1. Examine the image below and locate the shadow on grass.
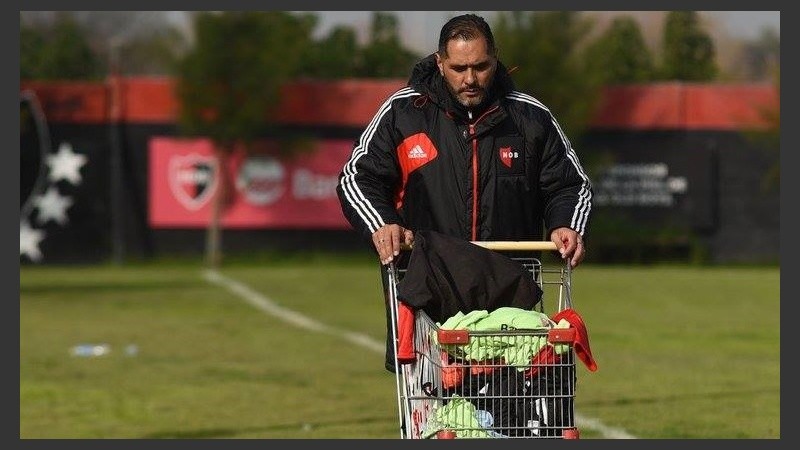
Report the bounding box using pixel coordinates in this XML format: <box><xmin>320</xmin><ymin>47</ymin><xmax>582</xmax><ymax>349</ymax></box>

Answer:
<box><xmin>140</xmin><ymin>415</ymin><xmax>398</xmax><ymax>439</ymax></box>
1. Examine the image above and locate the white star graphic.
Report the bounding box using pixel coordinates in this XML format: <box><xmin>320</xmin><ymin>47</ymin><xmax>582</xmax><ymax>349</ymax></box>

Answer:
<box><xmin>47</xmin><ymin>142</ymin><xmax>87</xmax><ymax>185</ymax></box>
<box><xmin>34</xmin><ymin>186</ymin><xmax>73</xmax><ymax>226</ymax></box>
<box><xmin>20</xmin><ymin>221</ymin><xmax>46</xmax><ymax>262</ymax></box>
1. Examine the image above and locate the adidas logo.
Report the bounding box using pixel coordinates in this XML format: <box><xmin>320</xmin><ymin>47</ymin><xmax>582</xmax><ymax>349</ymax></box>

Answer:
<box><xmin>408</xmin><ymin>145</ymin><xmax>428</xmax><ymax>159</ymax></box>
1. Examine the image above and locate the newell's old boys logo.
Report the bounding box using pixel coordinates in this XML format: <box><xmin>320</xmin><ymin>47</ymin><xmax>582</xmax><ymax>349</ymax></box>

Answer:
<box><xmin>499</xmin><ymin>146</ymin><xmax>519</xmax><ymax>168</ymax></box>
<box><xmin>169</xmin><ymin>153</ymin><xmax>218</xmax><ymax>210</ymax></box>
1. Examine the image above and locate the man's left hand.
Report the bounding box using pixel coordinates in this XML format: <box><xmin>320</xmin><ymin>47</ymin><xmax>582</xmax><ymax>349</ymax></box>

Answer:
<box><xmin>550</xmin><ymin>227</ymin><xmax>585</xmax><ymax>268</ymax></box>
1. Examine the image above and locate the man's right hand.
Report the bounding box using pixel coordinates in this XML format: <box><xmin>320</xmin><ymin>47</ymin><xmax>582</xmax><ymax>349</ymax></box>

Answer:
<box><xmin>372</xmin><ymin>224</ymin><xmax>414</xmax><ymax>265</ymax></box>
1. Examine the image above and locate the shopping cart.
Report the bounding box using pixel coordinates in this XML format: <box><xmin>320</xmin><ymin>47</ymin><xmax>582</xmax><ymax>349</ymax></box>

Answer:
<box><xmin>387</xmin><ymin>241</ymin><xmax>583</xmax><ymax>439</ymax></box>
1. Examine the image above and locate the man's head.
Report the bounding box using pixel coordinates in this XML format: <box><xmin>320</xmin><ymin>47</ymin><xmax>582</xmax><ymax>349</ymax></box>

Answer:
<box><xmin>435</xmin><ymin>14</ymin><xmax>498</xmax><ymax>109</ymax></box>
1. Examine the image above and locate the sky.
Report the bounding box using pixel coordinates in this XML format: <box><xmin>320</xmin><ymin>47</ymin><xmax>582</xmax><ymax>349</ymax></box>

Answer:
<box><xmin>307</xmin><ymin>11</ymin><xmax>780</xmax><ymax>54</ymax></box>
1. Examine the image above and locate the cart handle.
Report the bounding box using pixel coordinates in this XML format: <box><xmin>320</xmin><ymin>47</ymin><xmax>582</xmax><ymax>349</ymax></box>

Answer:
<box><xmin>471</xmin><ymin>241</ymin><xmax>558</xmax><ymax>251</ymax></box>
<box><xmin>400</xmin><ymin>241</ymin><xmax>558</xmax><ymax>251</ymax></box>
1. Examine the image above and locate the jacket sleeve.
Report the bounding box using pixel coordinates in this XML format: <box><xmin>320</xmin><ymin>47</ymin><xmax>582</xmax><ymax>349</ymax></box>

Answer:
<box><xmin>336</xmin><ymin>92</ymin><xmax>406</xmax><ymax>241</ymax></box>
<box><xmin>537</xmin><ymin>111</ymin><xmax>593</xmax><ymax>238</ymax></box>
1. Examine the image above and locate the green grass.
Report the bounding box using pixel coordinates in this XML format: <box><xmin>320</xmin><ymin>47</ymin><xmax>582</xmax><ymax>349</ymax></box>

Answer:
<box><xmin>571</xmin><ymin>266</ymin><xmax>780</xmax><ymax>438</ymax></box>
<box><xmin>20</xmin><ymin>259</ymin><xmax>779</xmax><ymax>438</ymax></box>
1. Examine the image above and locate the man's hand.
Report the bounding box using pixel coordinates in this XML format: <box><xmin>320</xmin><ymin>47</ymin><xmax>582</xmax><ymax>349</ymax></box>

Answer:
<box><xmin>550</xmin><ymin>227</ymin><xmax>586</xmax><ymax>268</ymax></box>
<box><xmin>372</xmin><ymin>224</ymin><xmax>414</xmax><ymax>265</ymax></box>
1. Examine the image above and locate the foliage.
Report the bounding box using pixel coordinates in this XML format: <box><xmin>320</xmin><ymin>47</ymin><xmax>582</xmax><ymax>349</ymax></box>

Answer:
<box><xmin>111</xmin><ymin>27</ymin><xmax>188</xmax><ymax>76</ymax></box>
<box><xmin>738</xmin><ymin>27</ymin><xmax>780</xmax><ymax>81</ymax></box>
<box><xmin>20</xmin><ymin>12</ymin><xmax>102</xmax><ymax>80</ymax></box>
<box><xmin>176</xmin><ymin>11</ymin><xmax>316</xmax><ymax>149</ymax></box>
<box><xmin>20</xmin><ymin>20</ymin><xmax>46</xmax><ymax>80</ymax></box>
<box><xmin>300</xmin><ymin>25</ymin><xmax>360</xmax><ymax>79</ymax></box>
<box><xmin>20</xmin><ymin>11</ymin><xmax>777</xmax><ymax>84</ymax></box>
<box><xmin>744</xmin><ymin>64</ymin><xmax>780</xmax><ymax>193</ymax></box>
<box><xmin>356</xmin><ymin>12</ymin><xmax>420</xmax><ymax>78</ymax></box>
<box><xmin>760</xmin><ymin>88</ymin><xmax>780</xmax><ymax>193</ymax></box>
<box><xmin>660</xmin><ymin>11</ymin><xmax>718</xmax><ymax>81</ymax></box>
<box><xmin>68</xmin><ymin>11</ymin><xmax>189</xmax><ymax>76</ymax></box>
<box><xmin>492</xmin><ymin>11</ymin><xmax>605</xmax><ymax>142</ymax></box>
<box><xmin>291</xmin><ymin>12</ymin><xmax>421</xmax><ymax>80</ymax></box>
<box><xmin>20</xmin><ymin>11</ymin><xmax>186</xmax><ymax>78</ymax></box>
<box><xmin>585</xmin><ymin>16</ymin><xmax>656</xmax><ymax>84</ymax></box>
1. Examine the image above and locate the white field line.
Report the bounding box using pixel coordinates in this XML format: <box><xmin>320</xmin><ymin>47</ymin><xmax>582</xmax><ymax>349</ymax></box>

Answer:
<box><xmin>203</xmin><ymin>269</ymin><xmax>637</xmax><ymax>439</ymax></box>
<box><xmin>203</xmin><ymin>269</ymin><xmax>383</xmax><ymax>353</ymax></box>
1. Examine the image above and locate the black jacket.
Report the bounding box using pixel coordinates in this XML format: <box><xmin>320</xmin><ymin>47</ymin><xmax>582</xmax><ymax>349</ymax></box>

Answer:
<box><xmin>337</xmin><ymin>54</ymin><xmax>592</xmax><ymax>243</ymax></box>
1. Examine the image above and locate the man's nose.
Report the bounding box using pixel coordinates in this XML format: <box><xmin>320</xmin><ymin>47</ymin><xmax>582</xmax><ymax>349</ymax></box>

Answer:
<box><xmin>464</xmin><ymin>69</ymin><xmax>476</xmax><ymax>84</ymax></box>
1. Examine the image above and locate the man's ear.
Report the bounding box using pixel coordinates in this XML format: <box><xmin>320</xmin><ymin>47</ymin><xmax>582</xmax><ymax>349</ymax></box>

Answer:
<box><xmin>435</xmin><ymin>52</ymin><xmax>444</xmax><ymax>75</ymax></box>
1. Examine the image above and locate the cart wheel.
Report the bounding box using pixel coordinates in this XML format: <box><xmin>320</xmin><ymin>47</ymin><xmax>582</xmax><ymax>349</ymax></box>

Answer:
<box><xmin>563</xmin><ymin>428</ymin><xmax>580</xmax><ymax>439</ymax></box>
<box><xmin>436</xmin><ymin>430</ymin><xmax>456</xmax><ymax>439</ymax></box>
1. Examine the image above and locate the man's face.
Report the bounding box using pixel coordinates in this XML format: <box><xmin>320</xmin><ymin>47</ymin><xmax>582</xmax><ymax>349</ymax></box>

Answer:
<box><xmin>436</xmin><ymin>37</ymin><xmax>497</xmax><ymax>109</ymax></box>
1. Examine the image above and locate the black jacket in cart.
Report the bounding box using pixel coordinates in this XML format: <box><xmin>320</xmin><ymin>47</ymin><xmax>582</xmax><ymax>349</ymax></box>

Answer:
<box><xmin>337</xmin><ymin>53</ymin><xmax>593</xmax><ymax>243</ymax></box>
<box><xmin>397</xmin><ymin>230</ymin><xmax>541</xmax><ymax>323</ymax></box>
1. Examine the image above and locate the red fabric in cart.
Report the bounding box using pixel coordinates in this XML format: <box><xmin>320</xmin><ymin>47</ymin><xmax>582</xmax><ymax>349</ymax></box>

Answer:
<box><xmin>525</xmin><ymin>345</ymin><xmax>558</xmax><ymax>378</ymax></box>
<box><xmin>551</xmin><ymin>308</ymin><xmax>598</xmax><ymax>372</ymax></box>
<box><xmin>524</xmin><ymin>308</ymin><xmax>597</xmax><ymax>376</ymax></box>
<box><xmin>396</xmin><ymin>301</ymin><xmax>416</xmax><ymax>363</ymax></box>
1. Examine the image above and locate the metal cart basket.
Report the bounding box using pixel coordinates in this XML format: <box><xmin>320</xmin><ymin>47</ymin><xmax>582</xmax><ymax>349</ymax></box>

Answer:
<box><xmin>388</xmin><ymin>241</ymin><xmax>581</xmax><ymax>439</ymax></box>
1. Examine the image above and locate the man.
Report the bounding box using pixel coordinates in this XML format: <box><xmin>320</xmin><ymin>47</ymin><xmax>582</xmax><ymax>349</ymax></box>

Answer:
<box><xmin>336</xmin><ymin>14</ymin><xmax>592</xmax><ymax>371</ymax></box>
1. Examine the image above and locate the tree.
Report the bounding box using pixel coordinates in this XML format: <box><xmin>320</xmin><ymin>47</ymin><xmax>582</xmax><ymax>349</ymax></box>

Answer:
<box><xmin>20</xmin><ymin>12</ymin><xmax>102</xmax><ymax>80</ymax></box>
<box><xmin>492</xmin><ymin>11</ymin><xmax>605</xmax><ymax>141</ymax></box>
<box><xmin>20</xmin><ymin>17</ymin><xmax>47</xmax><ymax>80</ymax></box>
<box><xmin>21</xmin><ymin>11</ymin><xmax>187</xmax><ymax>78</ymax></box>
<box><xmin>108</xmin><ymin>28</ymin><xmax>188</xmax><ymax>76</ymax></box>
<box><xmin>737</xmin><ymin>27</ymin><xmax>780</xmax><ymax>81</ymax></box>
<box><xmin>59</xmin><ymin>11</ymin><xmax>188</xmax><ymax>76</ymax></box>
<box><xmin>175</xmin><ymin>11</ymin><xmax>316</xmax><ymax>267</ymax></box>
<box><xmin>660</xmin><ymin>11</ymin><xmax>718</xmax><ymax>81</ymax></box>
<box><xmin>300</xmin><ymin>25</ymin><xmax>360</xmax><ymax>79</ymax></box>
<box><xmin>750</xmin><ymin>64</ymin><xmax>779</xmax><ymax>193</ymax></box>
<box><xmin>586</xmin><ymin>16</ymin><xmax>656</xmax><ymax>84</ymax></box>
<box><xmin>357</xmin><ymin>12</ymin><xmax>419</xmax><ymax>78</ymax></box>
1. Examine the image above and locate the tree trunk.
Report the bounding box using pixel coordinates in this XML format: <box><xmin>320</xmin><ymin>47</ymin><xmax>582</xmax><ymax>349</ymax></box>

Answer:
<box><xmin>205</xmin><ymin>146</ymin><xmax>231</xmax><ymax>268</ymax></box>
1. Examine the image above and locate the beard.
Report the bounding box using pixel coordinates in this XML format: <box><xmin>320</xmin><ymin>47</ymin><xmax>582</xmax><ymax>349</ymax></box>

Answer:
<box><xmin>445</xmin><ymin>83</ymin><xmax>484</xmax><ymax>108</ymax></box>
<box><xmin>458</xmin><ymin>90</ymin><xmax>484</xmax><ymax>108</ymax></box>
<box><xmin>443</xmin><ymin>77</ymin><xmax>495</xmax><ymax>110</ymax></box>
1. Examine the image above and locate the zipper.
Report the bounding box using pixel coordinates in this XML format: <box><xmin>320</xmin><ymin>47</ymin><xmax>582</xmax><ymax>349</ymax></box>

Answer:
<box><xmin>467</xmin><ymin>106</ymin><xmax>499</xmax><ymax>241</ymax></box>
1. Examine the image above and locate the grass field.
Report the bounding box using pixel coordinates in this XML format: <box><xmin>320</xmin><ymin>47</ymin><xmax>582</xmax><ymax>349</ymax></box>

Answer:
<box><xmin>20</xmin><ymin>255</ymin><xmax>780</xmax><ymax>439</ymax></box>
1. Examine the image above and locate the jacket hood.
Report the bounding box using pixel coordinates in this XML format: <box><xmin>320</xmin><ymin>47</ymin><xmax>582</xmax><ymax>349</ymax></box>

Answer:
<box><xmin>407</xmin><ymin>53</ymin><xmax>516</xmax><ymax>119</ymax></box>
